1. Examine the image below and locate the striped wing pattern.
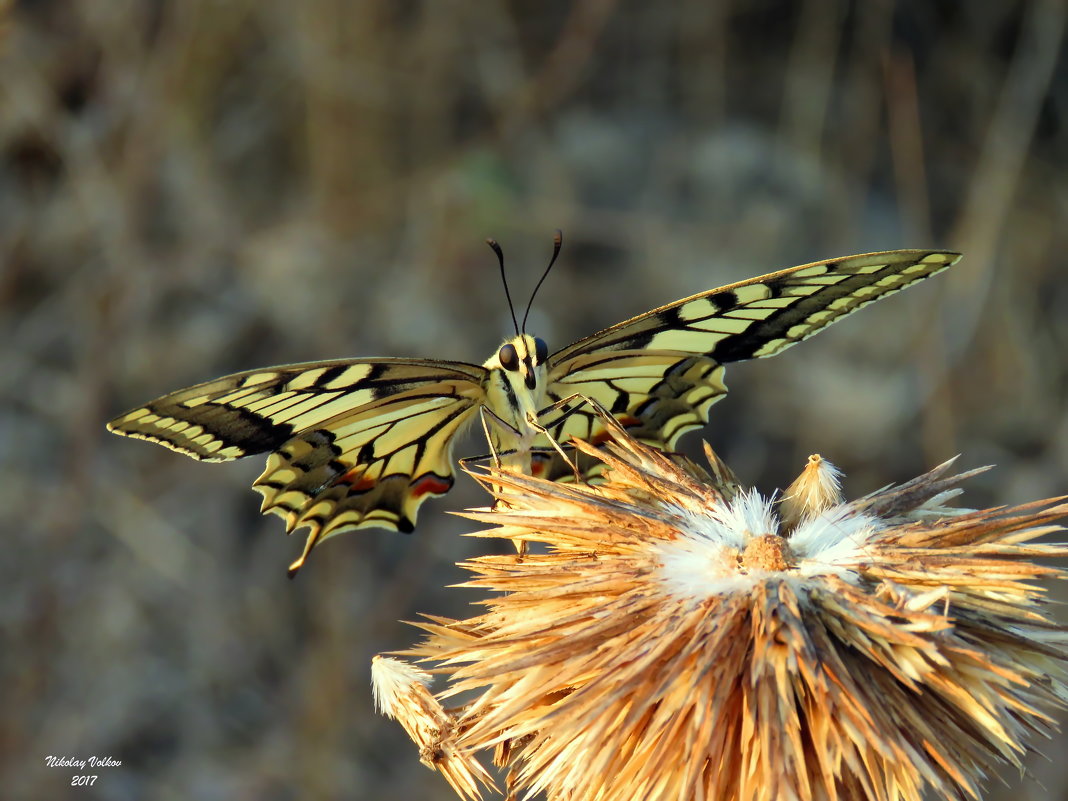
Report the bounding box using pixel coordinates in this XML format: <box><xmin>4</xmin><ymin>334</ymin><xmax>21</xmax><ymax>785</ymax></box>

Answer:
<box><xmin>545</xmin><ymin>351</ymin><xmax>726</xmax><ymax>449</ymax></box>
<box><xmin>254</xmin><ymin>384</ymin><xmax>482</xmax><ymax>574</ymax></box>
<box><xmin>108</xmin><ymin>358</ymin><xmax>487</xmax><ymax>574</ymax></box>
<box><xmin>108</xmin><ymin>248</ymin><xmax>958</xmax><ymax>573</ymax></box>
<box><xmin>543</xmin><ymin>250</ymin><xmax>959</xmax><ymax>452</ymax></box>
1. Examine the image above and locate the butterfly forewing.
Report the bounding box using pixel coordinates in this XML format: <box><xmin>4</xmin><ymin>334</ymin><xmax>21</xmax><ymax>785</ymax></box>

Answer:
<box><xmin>553</xmin><ymin>251</ymin><xmax>957</xmax><ymax>360</ymax></box>
<box><xmin>544</xmin><ymin>250</ymin><xmax>959</xmax><ymax>451</ymax></box>
<box><xmin>107</xmin><ymin>358</ymin><xmax>486</xmax><ymax>459</ymax></box>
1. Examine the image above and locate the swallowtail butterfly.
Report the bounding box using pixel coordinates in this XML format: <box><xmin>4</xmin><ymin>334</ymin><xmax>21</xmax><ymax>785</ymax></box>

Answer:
<box><xmin>108</xmin><ymin>241</ymin><xmax>959</xmax><ymax>574</ymax></box>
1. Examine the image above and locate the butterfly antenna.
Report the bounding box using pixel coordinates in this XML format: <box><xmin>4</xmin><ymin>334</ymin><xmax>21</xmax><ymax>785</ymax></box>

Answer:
<box><xmin>487</xmin><ymin>238</ymin><xmax>520</xmax><ymax>337</ymax></box>
<box><xmin>522</xmin><ymin>229</ymin><xmax>562</xmax><ymax>333</ymax></box>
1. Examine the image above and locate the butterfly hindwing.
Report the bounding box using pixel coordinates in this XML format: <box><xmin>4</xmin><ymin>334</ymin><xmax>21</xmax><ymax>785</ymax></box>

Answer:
<box><xmin>253</xmin><ymin>382</ymin><xmax>484</xmax><ymax>574</ymax></box>
<box><xmin>543</xmin><ymin>351</ymin><xmax>726</xmax><ymax>449</ymax></box>
<box><xmin>544</xmin><ymin>250</ymin><xmax>959</xmax><ymax>451</ymax></box>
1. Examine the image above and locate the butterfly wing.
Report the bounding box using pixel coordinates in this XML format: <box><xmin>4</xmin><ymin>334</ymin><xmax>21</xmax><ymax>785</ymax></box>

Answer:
<box><xmin>254</xmin><ymin>382</ymin><xmax>484</xmax><ymax>574</ymax></box>
<box><xmin>543</xmin><ymin>250</ymin><xmax>960</xmax><ymax>451</ymax></box>
<box><xmin>108</xmin><ymin>358</ymin><xmax>487</xmax><ymax>573</ymax></box>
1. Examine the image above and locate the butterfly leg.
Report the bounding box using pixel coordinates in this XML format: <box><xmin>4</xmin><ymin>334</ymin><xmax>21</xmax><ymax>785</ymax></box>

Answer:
<box><xmin>535</xmin><ymin>392</ymin><xmax>595</xmax><ymax>430</ymax></box>
<box><xmin>480</xmin><ymin>405</ymin><xmax>534</xmax><ymax>475</ymax></box>
<box><xmin>541</xmin><ymin>393</ymin><xmax>634</xmax><ymax>440</ymax></box>
<box><xmin>536</xmin><ymin>392</ymin><xmax>648</xmax><ymax>480</ymax></box>
<box><xmin>560</xmin><ymin>393</ymin><xmax>617</xmax><ymax>429</ymax></box>
<box><xmin>478</xmin><ymin>406</ymin><xmax>506</xmax><ymax>469</ymax></box>
<box><xmin>523</xmin><ymin>415</ymin><xmax>581</xmax><ymax>483</ymax></box>
<box><xmin>533</xmin><ymin>392</ymin><xmax>614</xmax><ymax>482</ymax></box>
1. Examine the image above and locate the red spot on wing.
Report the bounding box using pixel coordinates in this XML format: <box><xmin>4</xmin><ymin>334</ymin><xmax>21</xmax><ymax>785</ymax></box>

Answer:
<box><xmin>531</xmin><ymin>453</ymin><xmax>551</xmax><ymax>477</ymax></box>
<box><xmin>590</xmin><ymin>415</ymin><xmax>640</xmax><ymax>445</ymax></box>
<box><xmin>410</xmin><ymin>473</ymin><xmax>454</xmax><ymax>498</ymax></box>
<box><xmin>341</xmin><ymin>468</ymin><xmax>376</xmax><ymax>492</ymax></box>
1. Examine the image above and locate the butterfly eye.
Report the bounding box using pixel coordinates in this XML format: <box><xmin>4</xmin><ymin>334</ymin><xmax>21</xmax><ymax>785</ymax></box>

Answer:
<box><xmin>499</xmin><ymin>343</ymin><xmax>520</xmax><ymax>371</ymax></box>
<box><xmin>534</xmin><ymin>337</ymin><xmax>548</xmax><ymax>365</ymax></box>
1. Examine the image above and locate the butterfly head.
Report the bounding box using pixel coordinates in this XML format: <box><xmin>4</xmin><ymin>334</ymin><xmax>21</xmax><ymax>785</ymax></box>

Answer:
<box><xmin>492</xmin><ymin>334</ymin><xmax>550</xmax><ymax>391</ymax></box>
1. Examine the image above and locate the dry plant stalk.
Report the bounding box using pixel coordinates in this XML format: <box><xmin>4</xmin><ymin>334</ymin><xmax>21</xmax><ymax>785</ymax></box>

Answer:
<box><xmin>371</xmin><ymin>656</ymin><xmax>495</xmax><ymax>799</ymax></box>
<box><xmin>375</xmin><ymin>422</ymin><xmax>1068</xmax><ymax>801</ymax></box>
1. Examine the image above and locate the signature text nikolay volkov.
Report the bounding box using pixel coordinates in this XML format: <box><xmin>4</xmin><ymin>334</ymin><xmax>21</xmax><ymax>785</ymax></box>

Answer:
<box><xmin>46</xmin><ymin>755</ymin><xmax>122</xmax><ymax>787</ymax></box>
<box><xmin>46</xmin><ymin>755</ymin><xmax>122</xmax><ymax>770</ymax></box>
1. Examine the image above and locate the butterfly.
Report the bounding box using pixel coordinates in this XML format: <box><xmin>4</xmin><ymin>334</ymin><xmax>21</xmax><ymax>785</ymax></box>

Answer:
<box><xmin>107</xmin><ymin>238</ymin><xmax>959</xmax><ymax>575</ymax></box>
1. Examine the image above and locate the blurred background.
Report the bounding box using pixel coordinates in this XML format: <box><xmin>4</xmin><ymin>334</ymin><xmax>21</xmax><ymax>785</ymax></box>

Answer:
<box><xmin>3</xmin><ymin>1</ymin><xmax>1067</xmax><ymax>799</ymax></box>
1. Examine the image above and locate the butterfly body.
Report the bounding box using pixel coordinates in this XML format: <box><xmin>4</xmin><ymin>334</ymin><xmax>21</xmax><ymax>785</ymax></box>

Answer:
<box><xmin>108</xmin><ymin>248</ymin><xmax>960</xmax><ymax>575</ymax></box>
<box><xmin>480</xmin><ymin>333</ymin><xmax>553</xmax><ymax>466</ymax></box>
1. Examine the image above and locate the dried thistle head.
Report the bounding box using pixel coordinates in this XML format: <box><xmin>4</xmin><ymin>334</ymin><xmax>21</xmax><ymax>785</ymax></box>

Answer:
<box><xmin>382</xmin><ymin>426</ymin><xmax>1068</xmax><ymax>801</ymax></box>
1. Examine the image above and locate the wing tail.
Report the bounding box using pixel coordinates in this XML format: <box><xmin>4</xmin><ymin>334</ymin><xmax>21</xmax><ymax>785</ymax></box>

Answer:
<box><xmin>250</xmin><ymin>387</ymin><xmax>479</xmax><ymax>574</ymax></box>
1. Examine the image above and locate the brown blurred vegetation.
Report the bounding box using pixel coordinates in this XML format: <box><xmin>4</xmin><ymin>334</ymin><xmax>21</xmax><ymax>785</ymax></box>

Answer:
<box><xmin>2</xmin><ymin>1</ymin><xmax>1067</xmax><ymax>799</ymax></box>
